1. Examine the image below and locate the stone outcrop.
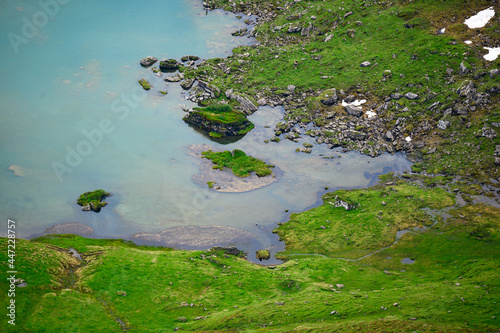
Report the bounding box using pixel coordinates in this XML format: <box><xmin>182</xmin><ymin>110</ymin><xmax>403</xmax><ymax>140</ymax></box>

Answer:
<box><xmin>140</xmin><ymin>56</ymin><xmax>158</xmax><ymax>67</ymax></box>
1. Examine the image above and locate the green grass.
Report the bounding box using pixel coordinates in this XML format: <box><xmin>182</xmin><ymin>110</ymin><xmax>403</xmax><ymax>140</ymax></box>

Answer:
<box><xmin>274</xmin><ymin>182</ymin><xmax>455</xmax><ymax>259</ymax></box>
<box><xmin>202</xmin><ymin>149</ymin><xmax>275</xmax><ymax>177</ymax></box>
<box><xmin>1</xmin><ymin>183</ymin><xmax>498</xmax><ymax>332</ymax></box>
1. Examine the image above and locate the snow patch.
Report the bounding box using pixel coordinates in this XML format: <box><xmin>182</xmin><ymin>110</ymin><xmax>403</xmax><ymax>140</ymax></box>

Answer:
<box><xmin>438</xmin><ymin>28</ymin><xmax>446</xmax><ymax>34</ymax></box>
<box><xmin>405</xmin><ymin>136</ymin><xmax>412</xmax><ymax>143</ymax></box>
<box><xmin>365</xmin><ymin>110</ymin><xmax>377</xmax><ymax>118</ymax></box>
<box><xmin>464</xmin><ymin>7</ymin><xmax>495</xmax><ymax>29</ymax></box>
<box><xmin>464</xmin><ymin>40</ymin><xmax>472</xmax><ymax>45</ymax></box>
<box><xmin>342</xmin><ymin>99</ymin><xmax>366</xmax><ymax>107</ymax></box>
<box><xmin>483</xmin><ymin>47</ymin><xmax>500</xmax><ymax>61</ymax></box>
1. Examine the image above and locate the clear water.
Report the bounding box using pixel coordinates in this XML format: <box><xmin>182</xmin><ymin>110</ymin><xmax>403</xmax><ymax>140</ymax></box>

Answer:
<box><xmin>0</xmin><ymin>0</ymin><xmax>411</xmax><ymax>260</ymax></box>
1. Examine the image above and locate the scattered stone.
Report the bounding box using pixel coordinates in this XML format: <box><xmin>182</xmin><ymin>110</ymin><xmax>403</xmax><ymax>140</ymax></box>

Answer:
<box><xmin>140</xmin><ymin>56</ymin><xmax>158</xmax><ymax>67</ymax></box>
<box><xmin>490</xmin><ymin>69</ymin><xmax>500</xmax><ymax>78</ymax></box>
<box><xmin>459</xmin><ymin>61</ymin><xmax>469</xmax><ymax>75</ymax></box>
<box><xmin>437</xmin><ymin>120</ymin><xmax>450</xmax><ymax>130</ymax></box>
<box><xmin>116</xmin><ymin>291</ymin><xmax>127</xmax><ymax>296</ymax></box>
<box><xmin>330</xmin><ymin>310</ymin><xmax>338</xmax><ymax>315</ymax></box>
<box><xmin>344</xmin><ymin>105</ymin><xmax>363</xmax><ymax>117</ymax></box>
<box><xmin>360</xmin><ymin>61</ymin><xmax>371</xmax><ymax>67</ymax></box>
<box><xmin>257</xmin><ymin>98</ymin><xmax>267</xmax><ymax>106</ymax></box>
<box><xmin>404</xmin><ymin>92</ymin><xmax>419</xmax><ymax>100</ymax></box>
<box><xmin>385</xmin><ymin>131</ymin><xmax>394</xmax><ymax>142</ymax></box>
<box><xmin>194</xmin><ymin>316</ymin><xmax>207</xmax><ymax>320</ymax></box>
<box><xmin>176</xmin><ymin>317</ymin><xmax>187</xmax><ymax>323</ymax></box>
<box><xmin>275</xmin><ymin>302</ymin><xmax>285</xmax><ymax>306</ymax></box>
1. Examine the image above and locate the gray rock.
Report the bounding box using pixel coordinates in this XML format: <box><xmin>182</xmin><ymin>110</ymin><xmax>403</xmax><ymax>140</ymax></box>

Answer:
<box><xmin>232</xmin><ymin>93</ymin><xmax>258</xmax><ymax>113</ymax></box>
<box><xmin>257</xmin><ymin>98</ymin><xmax>267</xmax><ymax>106</ymax></box>
<box><xmin>391</xmin><ymin>93</ymin><xmax>403</xmax><ymax>100</ymax></box>
<box><xmin>348</xmin><ymin>130</ymin><xmax>367</xmax><ymax>140</ymax></box>
<box><xmin>405</xmin><ymin>92</ymin><xmax>419</xmax><ymax>100</ymax></box>
<box><xmin>495</xmin><ymin>157</ymin><xmax>500</xmax><ymax>166</ymax></box>
<box><xmin>446</xmin><ymin>68</ymin><xmax>454</xmax><ymax>75</ymax></box>
<box><xmin>325</xmin><ymin>34</ymin><xmax>333</xmax><ymax>42</ymax></box>
<box><xmin>385</xmin><ymin>131</ymin><xmax>394</xmax><ymax>141</ymax></box>
<box><xmin>287</xmin><ymin>84</ymin><xmax>296</xmax><ymax>92</ymax></box>
<box><xmin>81</xmin><ymin>204</ymin><xmax>91</xmax><ymax>211</ymax></box>
<box><xmin>140</xmin><ymin>56</ymin><xmax>158</xmax><ymax>67</ymax></box>
<box><xmin>344</xmin><ymin>11</ymin><xmax>353</xmax><ymax>18</ymax></box>
<box><xmin>301</xmin><ymin>23</ymin><xmax>313</xmax><ymax>37</ymax></box>
<box><xmin>344</xmin><ymin>105</ymin><xmax>363</xmax><ymax>117</ymax></box>
<box><xmin>180</xmin><ymin>78</ymin><xmax>195</xmax><ymax>90</ymax></box>
<box><xmin>288</xmin><ymin>26</ymin><xmax>301</xmax><ymax>33</ymax></box>
<box><xmin>344</xmin><ymin>94</ymin><xmax>356</xmax><ymax>103</ymax></box>
<box><xmin>335</xmin><ymin>284</ymin><xmax>345</xmax><ymax>289</ymax></box>
<box><xmin>346</xmin><ymin>29</ymin><xmax>356</xmax><ymax>38</ymax></box>
<box><xmin>459</xmin><ymin>61</ymin><xmax>469</xmax><ymax>75</ymax></box>
<box><xmin>458</xmin><ymin>81</ymin><xmax>476</xmax><ymax>98</ymax></box>
<box><xmin>437</xmin><ymin>120</ymin><xmax>450</xmax><ymax>130</ymax></box>
<box><xmin>490</xmin><ymin>69</ymin><xmax>500</xmax><ymax>78</ymax></box>
<box><xmin>482</xmin><ymin>126</ymin><xmax>497</xmax><ymax>139</ymax></box>
<box><xmin>360</xmin><ymin>61</ymin><xmax>371</xmax><ymax>67</ymax></box>
<box><xmin>321</xmin><ymin>89</ymin><xmax>338</xmax><ymax>105</ymax></box>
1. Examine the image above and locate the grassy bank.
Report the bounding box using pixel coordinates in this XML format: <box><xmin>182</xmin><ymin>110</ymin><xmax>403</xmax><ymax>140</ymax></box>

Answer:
<box><xmin>1</xmin><ymin>177</ymin><xmax>499</xmax><ymax>332</ymax></box>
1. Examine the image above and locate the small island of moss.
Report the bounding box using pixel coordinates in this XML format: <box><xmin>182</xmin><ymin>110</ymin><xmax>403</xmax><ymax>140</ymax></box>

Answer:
<box><xmin>202</xmin><ymin>149</ymin><xmax>274</xmax><ymax>178</ymax></box>
<box><xmin>77</xmin><ymin>189</ymin><xmax>109</xmax><ymax>213</ymax></box>
<box><xmin>138</xmin><ymin>79</ymin><xmax>151</xmax><ymax>90</ymax></box>
<box><xmin>183</xmin><ymin>105</ymin><xmax>254</xmax><ymax>139</ymax></box>
<box><xmin>256</xmin><ymin>249</ymin><xmax>270</xmax><ymax>261</ymax></box>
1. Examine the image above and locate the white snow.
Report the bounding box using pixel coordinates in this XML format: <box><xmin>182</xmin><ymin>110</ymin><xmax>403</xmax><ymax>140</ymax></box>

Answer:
<box><xmin>464</xmin><ymin>7</ymin><xmax>495</xmax><ymax>29</ymax></box>
<box><xmin>464</xmin><ymin>40</ymin><xmax>472</xmax><ymax>45</ymax></box>
<box><xmin>484</xmin><ymin>47</ymin><xmax>500</xmax><ymax>61</ymax></box>
<box><xmin>405</xmin><ymin>136</ymin><xmax>412</xmax><ymax>143</ymax></box>
<box><xmin>342</xmin><ymin>99</ymin><xmax>366</xmax><ymax>107</ymax></box>
<box><xmin>439</xmin><ymin>28</ymin><xmax>446</xmax><ymax>34</ymax></box>
<box><xmin>365</xmin><ymin>110</ymin><xmax>377</xmax><ymax>118</ymax></box>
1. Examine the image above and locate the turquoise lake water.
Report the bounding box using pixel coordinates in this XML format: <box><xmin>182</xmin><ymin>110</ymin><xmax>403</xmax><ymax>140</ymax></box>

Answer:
<box><xmin>0</xmin><ymin>0</ymin><xmax>411</xmax><ymax>260</ymax></box>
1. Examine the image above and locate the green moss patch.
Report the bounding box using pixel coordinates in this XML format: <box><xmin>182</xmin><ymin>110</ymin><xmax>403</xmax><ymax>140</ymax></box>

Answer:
<box><xmin>202</xmin><ymin>149</ymin><xmax>274</xmax><ymax>177</ymax></box>
<box><xmin>77</xmin><ymin>189</ymin><xmax>109</xmax><ymax>212</ymax></box>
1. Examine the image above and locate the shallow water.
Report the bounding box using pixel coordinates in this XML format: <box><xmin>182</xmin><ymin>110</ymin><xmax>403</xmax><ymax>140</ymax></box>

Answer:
<box><xmin>0</xmin><ymin>0</ymin><xmax>411</xmax><ymax>261</ymax></box>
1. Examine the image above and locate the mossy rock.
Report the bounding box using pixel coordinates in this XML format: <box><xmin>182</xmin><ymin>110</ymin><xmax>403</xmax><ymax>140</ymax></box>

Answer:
<box><xmin>183</xmin><ymin>105</ymin><xmax>254</xmax><ymax>138</ymax></box>
<box><xmin>77</xmin><ymin>190</ymin><xmax>109</xmax><ymax>213</ymax></box>
<box><xmin>138</xmin><ymin>79</ymin><xmax>151</xmax><ymax>90</ymax></box>
<box><xmin>256</xmin><ymin>249</ymin><xmax>270</xmax><ymax>261</ymax></box>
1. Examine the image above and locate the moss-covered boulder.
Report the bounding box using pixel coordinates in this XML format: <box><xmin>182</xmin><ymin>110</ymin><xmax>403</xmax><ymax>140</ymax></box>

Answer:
<box><xmin>256</xmin><ymin>249</ymin><xmax>270</xmax><ymax>261</ymax></box>
<box><xmin>77</xmin><ymin>189</ymin><xmax>109</xmax><ymax>213</ymax></box>
<box><xmin>159</xmin><ymin>59</ymin><xmax>180</xmax><ymax>72</ymax></box>
<box><xmin>183</xmin><ymin>104</ymin><xmax>254</xmax><ymax>138</ymax></box>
